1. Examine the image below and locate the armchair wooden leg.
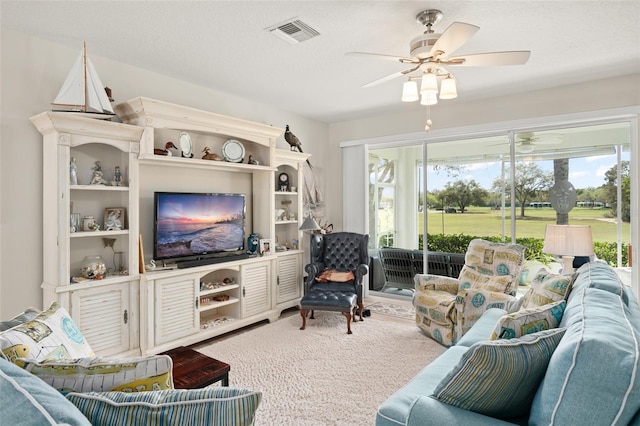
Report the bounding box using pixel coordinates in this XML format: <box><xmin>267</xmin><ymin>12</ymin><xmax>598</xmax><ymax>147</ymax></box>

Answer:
<box><xmin>300</xmin><ymin>309</ymin><xmax>307</xmax><ymax>330</ymax></box>
<box><xmin>356</xmin><ymin>302</ymin><xmax>364</xmax><ymax>322</ymax></box>
<box><xmin>341</xmin><ymin>311</ymin><xmax>353</xmax><ymax>334</ymax></box>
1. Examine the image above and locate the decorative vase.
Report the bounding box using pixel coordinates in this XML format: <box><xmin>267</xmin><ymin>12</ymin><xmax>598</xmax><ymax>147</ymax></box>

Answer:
<box><xmin>81</xmin><ymin>255</ymin><xmax>106</xmax><ymax>280</ymax></box>
<box><xmin>81</xmin><ymin>216</ymin><xmax>95</xmax><ymax>231</ymax></box>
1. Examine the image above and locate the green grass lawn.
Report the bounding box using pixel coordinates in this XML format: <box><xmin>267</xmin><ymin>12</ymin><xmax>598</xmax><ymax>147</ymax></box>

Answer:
<box><xmin>421</xmin><ymin>207</ymin><xmax>630</xmax><ymax>243</ymax></box>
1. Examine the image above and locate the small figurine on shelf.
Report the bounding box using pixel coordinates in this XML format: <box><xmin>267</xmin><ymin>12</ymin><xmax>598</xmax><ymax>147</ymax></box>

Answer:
<box><xmin>201</xmin><ymin>146</ymin><xmax>222</xmax><ymax>161</ymax></box>
<box><xmin>90</xmin><ymin>161</ymin><xmax>105</xmax><ymax>185</ymax></box>
<box><xmin>70</xmin><ymin>157</ymin><xmax>78</xmax><ymax>185</ymax></box>
<box><xmin>247</xmin><ymin>154</ymin><xmax>259</xmax><ymax>165</ymax></box>
<box><xmin>111</xmin><ymin>165</ymin><xmax>123</xmax><ymax>186</ymax></box>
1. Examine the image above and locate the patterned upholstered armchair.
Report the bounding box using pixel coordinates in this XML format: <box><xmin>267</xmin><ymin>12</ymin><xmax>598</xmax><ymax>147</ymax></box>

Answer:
<box><xmin>413</xmin><ymin>239</ymin><xmax>526</xmax><ymax>346</ymax></box>
<box><xmin>300</xmin><ymin>232</ymin><xmax>369</xmax><ymax>334</ymax></box>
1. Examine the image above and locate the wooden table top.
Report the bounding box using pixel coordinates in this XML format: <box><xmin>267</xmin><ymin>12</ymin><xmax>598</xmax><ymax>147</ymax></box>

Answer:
<box><xmin>162</xmin><ymin>346</ymin><xmax>230</xmax><ymax>389</ymax></box>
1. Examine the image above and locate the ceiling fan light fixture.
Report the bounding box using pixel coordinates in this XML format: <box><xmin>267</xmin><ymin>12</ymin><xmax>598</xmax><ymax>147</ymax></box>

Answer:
<box><xmin>420</xmin><ymin>92</ymin><xmax>438</xmax><ymax>106</ymax></box>
<box><xmin>517</xmin><ymin>142</ymin><xmax>535</xmax><ymax>153</ymax></box>
<box><xmin>420</xmin><ymin>72</ymin><xmax>438</xmax><ymax>95</ymax></box>
<box><xmin>401</xmin><ymin>80</ymin><xmax>419</xmax><ymax>102</ymax></box>
<box><xmin>439</xmin><ymin>75</ymin><xmax>457</xmax><ymax>99</ymax></box>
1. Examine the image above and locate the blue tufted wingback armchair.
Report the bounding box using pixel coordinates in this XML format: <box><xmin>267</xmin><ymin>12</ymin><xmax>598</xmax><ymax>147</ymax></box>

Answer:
<box><xmin>300</xmin><ymin>232</ymin><xmax>369</xmax><ymax>334</ymax></box>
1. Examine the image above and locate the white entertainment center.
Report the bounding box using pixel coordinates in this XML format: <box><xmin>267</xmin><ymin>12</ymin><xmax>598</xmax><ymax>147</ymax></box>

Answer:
<box><xmin>31</xmin><ymin>97</ymin><xmax>309</xmax><ymax>356</ymax></box>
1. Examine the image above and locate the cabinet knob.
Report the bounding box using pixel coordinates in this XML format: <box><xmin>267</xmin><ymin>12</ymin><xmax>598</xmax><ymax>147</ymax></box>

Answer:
<box><xmin>123</xmin><ymin>309</ymin><xmax>128</xmax><ymax>324</ymax></box>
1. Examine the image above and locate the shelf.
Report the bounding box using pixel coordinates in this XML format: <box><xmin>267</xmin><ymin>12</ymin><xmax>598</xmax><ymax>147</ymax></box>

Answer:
<box><xmin>199</xmin><ymin>283</ymin><xmax>240</xmax><ymax>297</ymax></box>
<box><xmin>58</xmin><ymin>274</ymin><xmax>139</xmax><ymax>291</ymax></box>
<box><xmin>138</xmin><ymin>154</ymin><xmax>276</xmax><ymax>173</ymax></box>
<box><xmin>275</xmin><ymin>220</ymin><xmax>298</xmax><ymax>225</ymax></box>
<box><xmin>275</xmin><ymin>191</ymin><xmax>298</xmax><ymax>196</ymax></box>
<box><xmin>199</xmin><ymin>296</ymin><xmax>239</xmax><ymax>312</ymax></box>
<box><xmin>70</xmin><ymin>185</ymin><xmax>129</xmax><ymax>192</ymax></box>
<box><xmin>70</xmin><ymin>230</ymin><xmax>129</xmax><ymax>238</ymax></box>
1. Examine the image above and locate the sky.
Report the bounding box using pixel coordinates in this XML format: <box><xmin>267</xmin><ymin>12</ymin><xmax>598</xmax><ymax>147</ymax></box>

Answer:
<box><xmin>425</xmin><ymin>153</ymin><xmax>628</xmax><ymax>191</ymax></box>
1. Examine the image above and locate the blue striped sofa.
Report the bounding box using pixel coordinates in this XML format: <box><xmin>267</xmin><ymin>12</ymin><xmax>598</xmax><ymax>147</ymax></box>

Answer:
<box><xmin>376</xmin><ymin>261</ymin><xmax>640</xmax><ymax>425</ymax></box>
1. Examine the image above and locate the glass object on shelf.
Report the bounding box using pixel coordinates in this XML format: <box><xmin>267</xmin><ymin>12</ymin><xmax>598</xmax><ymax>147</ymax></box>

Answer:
<box><xmin>70</xmin><ymin>157</ymin><xmax>78</xmax><ymax>185</ymax></box>
<box><xmin>70</xmin><ymin>213</ymin><xmax>81</xmax><ymax>232</ymax></box>
<box><xmin>81</xmin><ymin>255</ymin><xmax>107</xmax><ymax>280</ymax></box>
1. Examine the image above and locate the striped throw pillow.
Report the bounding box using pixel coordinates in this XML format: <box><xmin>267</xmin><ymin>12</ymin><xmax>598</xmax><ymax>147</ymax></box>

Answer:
<box><xmin>66</xmin><ymin>387</ymin><xmax>262</xmax><ymax>426</ymax></box>
<box><xmin>432</xmin><ymin>327</ymin><xmax>566</xmax><ymax>418</ymax></box>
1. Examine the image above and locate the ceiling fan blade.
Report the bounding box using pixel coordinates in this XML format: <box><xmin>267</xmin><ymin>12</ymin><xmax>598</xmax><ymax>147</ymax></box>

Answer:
<box><xmin>449</xmin><ymin>51</ymin><xmax>531</xmax><ymax>66</ymax></box>
<box><xmin>430</xmin><ymin>22</ymin><xmax>479</xmax><ymax>56</ymax></box>
<box><xmin>346</xmin><ymin>51</ymin><xmax>416</xmax><ymax>63</ymax></box>
<box><xmin>361</xmin><ymin>66</ymin><xmax>420</xmax><ymax>88</ymax></box>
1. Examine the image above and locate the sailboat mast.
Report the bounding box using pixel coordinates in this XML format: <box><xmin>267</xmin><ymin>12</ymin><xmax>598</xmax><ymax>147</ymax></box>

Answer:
<box><xmin>82</xmin><ymin>42</ymin><xmax>87</xmax><ymax>112</ymax></box>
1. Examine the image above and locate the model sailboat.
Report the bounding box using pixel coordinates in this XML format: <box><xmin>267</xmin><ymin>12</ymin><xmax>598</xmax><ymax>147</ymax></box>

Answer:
<box><xmin>52</xmin><ymin>42</ymin><xmax>114</xmax><ymax>115</ymax></box>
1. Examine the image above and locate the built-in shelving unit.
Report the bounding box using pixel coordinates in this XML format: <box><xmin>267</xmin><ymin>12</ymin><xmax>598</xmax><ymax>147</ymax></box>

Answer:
<box><xmin>32</xmin><ymin>99</ymin><xmax>310</xmax><ymax>357</ymax></box>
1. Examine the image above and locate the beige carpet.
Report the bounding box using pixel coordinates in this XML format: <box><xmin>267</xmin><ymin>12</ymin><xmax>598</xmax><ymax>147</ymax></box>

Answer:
<box><xmin>194</xmin><ymin>310</ymin><xmax>444</xmax><ymax>425</ymax></box>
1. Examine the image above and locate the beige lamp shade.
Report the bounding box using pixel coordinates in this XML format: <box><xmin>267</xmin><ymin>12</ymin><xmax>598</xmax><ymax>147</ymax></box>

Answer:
<box><xmin>543</xmin><ymin>225</ymin><xmax>594</xmax><ymax>274</ymax></box>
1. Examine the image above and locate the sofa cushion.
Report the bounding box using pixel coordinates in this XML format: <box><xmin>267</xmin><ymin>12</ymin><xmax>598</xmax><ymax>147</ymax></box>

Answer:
<box><xmin>0</xmin><ymin>302</ymin><xmax>94</xmax><ymax>363</ymax></box>
<box><xmin>0</xmin><ymin>307</ymin><xmax>41</xmax><ymax>331</ymax></box>
<box><xmin>376</xmin><ymin>345</ymin><xmax>467</xmax><ymax>426</ymax></box>
<box><xmin>432</xmin><ymin>327</ymin><xmax>566</xmax><ymax>418</ymax></box>
<box><xmin>66</xmin><ymin>387</ymin><xmax>262</xmax><ymax>426</ymax></box>
<box><xmin>530</xmin><ymin>262</ymin><xmax>640</xmax><ymax>426</ymax></box>
<box><xmin>455</xmin><ymin>308</ymin><xmax>508</xmax><ymax>347</ymax></box>
<box><xmin>490</xmin><ymin>300</ymin><xmax>566</xmax><ymax>339</ymax></box>
<box><xmin>521</xmin><ymin>269</ymin><xmax>572</xmax><ymax>309</ymax></box>
<box><xmin>0</xmin><ymin>357</ymin><xmax>91</xmax><ymax>425</ymax></box>
<box><xmin>16</xmin><ymin>355</ymin><xmax>174</xmax><ymax>394</ymax></box>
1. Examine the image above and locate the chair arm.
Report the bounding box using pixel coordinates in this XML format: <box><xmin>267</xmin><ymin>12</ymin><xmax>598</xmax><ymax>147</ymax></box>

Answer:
<box><xmin>454</xmin><ymin>288</ymin><xmax>517</xmax><ymax>338</ymax></box>
<box><xmin>304</xmin><ymin>261</ymin><xmax>325</xmax><ymax>279</ymax></box>
<box><xmin>414</xmin><ymin>274</ymin><xmax>460</xmax><ymax>295</ymax></box>
<box><xmin>355</xmin><ymin>263</ymin><xmax>369</xmax><ymax>282</ymax></box>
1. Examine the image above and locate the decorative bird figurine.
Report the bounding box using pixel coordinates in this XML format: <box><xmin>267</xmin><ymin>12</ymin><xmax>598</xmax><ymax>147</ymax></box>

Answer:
<box><xmin>201</xmin><ymin>146</ymin><xmax>222</xmax><ymax>161</ymax></box>
<box><xmin>247</xmin><ymin>155</ymin><xmax>259</xmax><ymax>165</ymax></box>
<box><xmin>284</xmin><ymin>125</ymin><xmax>313</xmax><ymax>169</ymax></box>
<box><xmin>154</xmin><ymin>142</ymin><xmax>178</xmax><ymax>156</ymax></box>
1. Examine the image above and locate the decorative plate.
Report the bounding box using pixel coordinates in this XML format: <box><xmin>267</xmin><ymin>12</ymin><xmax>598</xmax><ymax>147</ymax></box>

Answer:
<box><xmin>222</xmin><ymin>139</ymin><xmax>245</xmax><ymax>163</ymax></box>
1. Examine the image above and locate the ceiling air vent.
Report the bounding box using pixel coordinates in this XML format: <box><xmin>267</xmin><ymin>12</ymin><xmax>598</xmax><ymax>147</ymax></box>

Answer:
<box><xmin>267</xmin><ymin>18</ymin><xmax>320</xmax><ymax>44</ymax></box>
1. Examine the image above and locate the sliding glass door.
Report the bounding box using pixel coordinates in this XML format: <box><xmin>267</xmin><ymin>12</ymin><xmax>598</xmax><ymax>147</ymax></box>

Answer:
<box><xmin>366</xmin><ymin>120</ymin><xmax>633</xmax><ymax>298</ymax></box>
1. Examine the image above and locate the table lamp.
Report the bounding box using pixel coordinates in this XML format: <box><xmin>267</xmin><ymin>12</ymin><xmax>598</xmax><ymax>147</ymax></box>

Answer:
<box><xmin>543</xmin><ymin>224</ymin><xmax>594</xmax><ymax>275</ymax></box>
<box><xmin>299</xmin><ymin>215</ymin><xmax>321</xmax><ymax>264</ymax></box>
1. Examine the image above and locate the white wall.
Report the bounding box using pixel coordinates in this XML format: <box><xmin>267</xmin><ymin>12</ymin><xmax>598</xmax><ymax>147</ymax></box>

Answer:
<box><xmin>0</xmin><ymin>29</ymin><xmax>329</xmax><ymax>318</ymax></box>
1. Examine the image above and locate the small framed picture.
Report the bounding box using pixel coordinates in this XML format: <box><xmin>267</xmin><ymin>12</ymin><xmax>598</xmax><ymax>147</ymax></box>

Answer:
<box><xmin>104</xmin><ymin>207</ymin><xmax>126</xmax><ymax>231</ymax></box>
<box><xmin>259</xmin><ymin>239</ymin><xmax>273</xmax><ymax>256</ymax></box>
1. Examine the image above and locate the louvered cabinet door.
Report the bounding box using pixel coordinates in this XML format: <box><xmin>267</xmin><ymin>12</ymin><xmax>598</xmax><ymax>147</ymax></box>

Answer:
<box><xmin>242</xmin><ymin>261</ymin><xmax>271</xmax><ymax>318</ymax></box>
<box><xmin>155</xmin><ymin>276</ymin><xmax>199</xmax><ymax>345</ymax></box>
<box><xmin>277</xmin><ymin>254</ymin><xmax>301</xmax><ymax>304</ymax></box>
<box><xmin>70</xmin><ymin>282</ymin><xmax>132</xmax><ymax>356</ymax></box>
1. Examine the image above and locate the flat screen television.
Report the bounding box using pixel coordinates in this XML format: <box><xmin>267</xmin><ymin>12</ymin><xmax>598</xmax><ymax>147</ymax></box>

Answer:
<box><xmin>153</xmin><ymin>191</ymin><xmax>246</xmax><ymax>263</ymax></box>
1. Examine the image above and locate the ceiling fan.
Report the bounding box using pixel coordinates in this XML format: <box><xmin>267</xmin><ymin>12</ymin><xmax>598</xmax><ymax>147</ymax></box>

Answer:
<box><xmin>514</xmin><ymin>132</ymin><xmax>562</xmax><ymax>153</ymax></box>
<box><xmin>348</xmin><ymin>9</ymin><xmax>530</xmax><ymax>88</ymax></box>
<box><xmin>347</xmin><ymin>9</ymin><xmax>530</xmax><ymax>130</ymax></box>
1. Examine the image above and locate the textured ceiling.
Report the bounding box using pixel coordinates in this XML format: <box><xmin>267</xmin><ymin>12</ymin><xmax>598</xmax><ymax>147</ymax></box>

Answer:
<box><xmin>2</xmin><ymin>0</ymin><xmax>639</xmax><ymax>123</ymax></box>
